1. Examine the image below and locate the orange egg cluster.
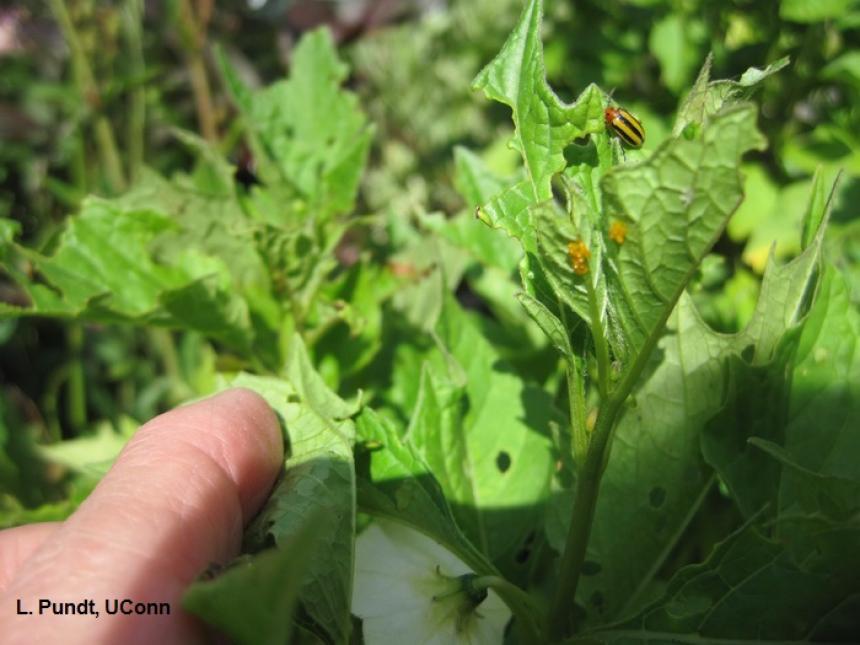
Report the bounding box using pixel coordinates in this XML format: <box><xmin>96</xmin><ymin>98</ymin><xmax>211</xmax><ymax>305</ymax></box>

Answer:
<box><xmin>608</xmin><ymin>221</ymin><xmax>628</xmax><ymax>245</ymax></box>
<box><xmin>567</xmin><ymin>240</ymin><xmax>591</xmax><ymax>275</ymax></box>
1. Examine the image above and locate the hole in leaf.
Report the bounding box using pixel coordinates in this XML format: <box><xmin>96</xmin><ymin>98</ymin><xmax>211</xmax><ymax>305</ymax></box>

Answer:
<box><xmin>455</xmin><ymin>279</ymin><xmax>495</xmax><ymax>318</ymax></box>
<box><xmin>496</xmin><ymin>451</ymin><xmax>511</xmax><ymax>473</ymax></box>
<box><xmin>590</xmin><ymin>590</ymin><xmax>605</xmax><ymax>612</ymax></box>
<box><xmin>741</xmin><ymin>344</ymin><xmax>755</xmax><ymax>362</ymax></box>
<box><xmin>582</xmin><ymin>560</ymin><xmax>602</xmax><ymax>576</ymax></box>
<box><xmin>564</xmin><ymin>139</ymin><xmax>598</xmax><ymax>166</ymax></box>
<box><xmin>515</xmin><ymin>547</ymin><xmax>531</xmax><ymax>564</ymax></box>
<box><xmin>550</xmin><ymin>177</ymin><xmax>566</xmax><ymax>208</ymax></box>
<box><xmin>649</xmin><ymin>486</ymin><xmax>666</xmax><ymax>508</ymax></box>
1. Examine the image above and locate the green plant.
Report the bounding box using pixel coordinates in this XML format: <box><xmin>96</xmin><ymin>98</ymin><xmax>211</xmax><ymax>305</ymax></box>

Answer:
<box><xmin>1</xmin><ymin>0</ymin><xmax>859</xmax><ymax>643</ymax></box>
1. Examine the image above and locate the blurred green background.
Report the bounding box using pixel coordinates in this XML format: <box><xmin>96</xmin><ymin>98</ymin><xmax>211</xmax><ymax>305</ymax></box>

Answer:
<box><xmin>1</xmin><ymin>0</ymin><xmax>858</xmax><ymax>522</ymax></box>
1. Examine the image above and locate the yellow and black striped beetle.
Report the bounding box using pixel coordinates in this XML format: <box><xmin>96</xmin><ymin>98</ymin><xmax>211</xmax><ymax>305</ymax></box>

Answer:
<box><xmin>605</xmin><ymin>106</ymin><xmax>645</xmax><ymax>148</ymax></box>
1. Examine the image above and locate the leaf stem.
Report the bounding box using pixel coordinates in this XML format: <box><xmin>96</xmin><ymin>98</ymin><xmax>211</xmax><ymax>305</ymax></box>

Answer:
<box><xmin>585</xmin><ymin>273</ymin><xmax>610</xmax><ymax>399</ymax></box>
<box><xmin>565</xmin><ymin>358</ymin><xmax>588</xmax><ymax>470</ymax></box>
<box><xmin>472</xmin><ymin>576</ymin><xmax>545</xmax><ymax>643</ymax></box>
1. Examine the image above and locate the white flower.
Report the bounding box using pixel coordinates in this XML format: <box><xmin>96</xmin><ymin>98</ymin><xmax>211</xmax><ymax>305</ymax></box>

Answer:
<box><xmin>353</xmin><ymin>520</ymin><xmax>511</xmax><ymax>644</ymax></box>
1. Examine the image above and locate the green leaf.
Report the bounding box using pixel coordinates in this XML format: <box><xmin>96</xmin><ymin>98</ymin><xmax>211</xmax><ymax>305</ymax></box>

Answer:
<box><xmin>0</xmin><ymin>194</ymin><xmax>256</xmax><ymax>351</ymax></box>
<box><xmin>170</xmin><ymin>129</ymin><xmax>239</xmax><ymax>196</ymax></box>
<box><xmin>780</xmin><ymin>0</ymin><xmax>860</xmax><ymax>22</ymax></box>
<box><xmin>415</xmin><ymin>295</ymin><xmax>555</xmax><ymax>577</ymax></box>
<box><xmin>221</xmin><ymin>29</ymin><xmax>373</xmax><ymax>218</ymax></box>
<box><xmin>233</xmin><ymin>343</ymin><xmax>357</xmax><ymax>645</ymax></box>
<box><xmin>673</xmin><ymin>56</ymin><xmax>788</xmax><ymax>137</ymax></box>
<box><xmin>0</xmin><ymin>478</ymin><xmax>97</xmax><ymax>529</ymax></box>
<box><xmin>517</xmin><ymin>292</ymin><xmax>572</xmax><ymax>360</ymax></box>
<box><xmin>738</xmin><ymin>55</ymin><xmax>791</xmax><ymax>86</ymax></box>
<box><xmin>588</xmin><ymin>521</ymin><xmax>860</xmax><ymax>642</ymax></box>
<box><xmin>648</xmin><ymin>15</ymin><xmax>701</xmax><ymax>94</ymax></box>
<box><xmin>800</xmin><ymin>167</ymin><xmax>835</xmax><ymax>250</ymax></box>
<box><xmin>111</xmin><ymin>170</ymin><xmax>266</xmax><ymax>294</ymax></box>
<box><xmin>547</xmin><ymin>294</ymin><xmax>719</xmax><ymax>624</ymax></box>
<box><xmin>453</xmin><ymin>146</ymin><xmax>510</xmax><ymax>210</ymax></box>
<box><xmin>37</xmin><ymin>418</ymin><xmax>137</xmax><ymax>477</ymax></box>
<box><xmin>0</xmin><ymin>217</ymin><xmax>20</xmax><ymax>243</ymax></box>
<box><xmin>472</xmin><ymin>0</ymin><xmax>604</xmax><ymax>205</ymax></box>
<box><xmin>750</xmin><ymin>437</ymin><xmax>860</xmax><ymax>520</ymax></box>
<box><xmin>475</xmin><ymin>179</ymin><xmax>543</xmax><ymax>254</ymax></box>
<box><xmin>423</xmin><ymin>209</ymin><xmax>523</xmax><ymax>308</ymax></box>
<box><xmin>548</xmin><ymin>211</ymin><xmax>828</xmax><ymax>623</ymax></box>
<box><xmin>701</xmin><ymin>228</ymin><xmax>825</xmax><ymax>519</ymax></box>
<box><xmin>446</xmin><ymin>148</ymin><xmax>523</xmax><ymax>272</ymax></box>
<box><xmin>355</xmin><ymin>408</ymin><xmax>494</xmax><ymax>575</ymax></box>
<box><xmin>422</xmin><ymin>208</ymin><xmax>521</xmax><ymax>277</ymax></box>
<box><xmin>602</xmin><ymin>104</ymin><xmax>766</xmax><ymax>365</ymax></box>
<box><xmin>315</xmin><ymin>260</ymin><xmax>400</xmax><ymax>383</ymax></box>
<box><xmin>407</xmin><ymin>366</ymin><xmax>482</xmax><ymax>540</ymax></box>
<box><xmin>771</xmin><ymin>267</ymin><xmax>860</xmax><ymax>519</ymax></box>
<box><xmin>532</xmin><ymin>201</ymin><xmax>606</xmax><ymax>330</ymax></box>
<box><xmin>184</xmin><ymin>510</ymin><xmax>325</xmax><ymax>645</ymax></box>
<box><xmin>284</xmin><ymin>332</ymin><xmax>360</xmax><ymax>420</ymax></box>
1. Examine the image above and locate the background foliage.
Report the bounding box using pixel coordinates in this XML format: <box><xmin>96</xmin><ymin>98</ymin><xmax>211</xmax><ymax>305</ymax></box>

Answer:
<box><xmin>1</xmin><ymin>0</ymin><xmax>859</xmax><ymax>643</ymax></box>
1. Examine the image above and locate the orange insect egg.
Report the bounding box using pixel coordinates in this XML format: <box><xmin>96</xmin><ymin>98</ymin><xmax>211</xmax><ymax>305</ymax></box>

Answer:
<box><xmin>608</xmin><ymin>221</ymin><xmax>628</xmax><ymax>245</ymax></box>
<box><xmin>567</xmin><ymin>240</ymin><xmax>591</xmax><ymax>276</ymax></box>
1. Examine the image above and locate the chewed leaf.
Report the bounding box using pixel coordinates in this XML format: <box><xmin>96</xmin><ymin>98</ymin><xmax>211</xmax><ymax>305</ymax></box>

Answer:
<box><xmin>701</xmin><ymin>218</ymin><xmax>825</xmax><ymax>519</ymax></box>
<box><xmin>233</xmin><ymin>358</ymin><xmax>357</xmax><ymax>645</ymax></box>
<box><xmin>475</xmin><ymin>180</ymin><xmax>540</xmax><ymax>253</ymax></box>
<box><xmin>738</xmin><ymin>56</ymin><xmax>790</xmax><ymax>86</ymax></box>
<box><xmin>602</xmin><ymin>103</ymin><xmax>766</xmax><ymax>365</ymax></box>
<box><xmin>415</xmin><ymin>295</ymin><xmax>555</xmax><ymax>576</ymax></box>
<box><xmin>547</xmin><ymin>203</ymin><xmax>830</xmax><ymax>622</ymax></box>
<box><xmin>219</xmin><ymin>28</ymin><xmax>372</xmax><ymax>219</ymax></box>
<box><xmin>674</xmin><ymin>55</ymin><xmax>789</xmax><ymax>136</ymax></box>
<box><xmin>472</xmin><ymin>0</ymin><xmax>603</xmax><ymax>205</ymax></box>
<box><xmin>184</xmin><ymin>510</ymin><xmax>326</xmax><ymax>645</ymax></box>
<box><xmin>596</xmin><ymin>522</ymin><xmax>860</xmax><ymax>642</ymax></box>
<box><xmin>355</xmin><ymin>408</ymin><xmax>495</xmax><ymax>575</ymax></box>
<box><xmin>0</xmin><ymin>196</ymin><xmax>254</xmax><ymax>351</ymax></box>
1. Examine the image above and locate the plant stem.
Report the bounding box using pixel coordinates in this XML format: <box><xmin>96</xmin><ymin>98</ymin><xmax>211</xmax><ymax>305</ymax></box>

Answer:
<box><xmin>66</xmin><ymin>324</ymin><xmax>87</xmax><ymax>430</ymax></box>
<box><xmin>547</xmin><ymin>248</ymin><xmax>628</xmax><ymax>637</ymax></box>
<box><xmin>548</xmin><ymin>267</ymin><xmax>686</xmax><ymax>638</ymax></box>
<box><xmin>122</xmin><ymin>0</ymin><xmax>146</xmax><ymax>183</ymax></box>
<box><xmin>147</xmin><ymin>328</ymin><xmax>188</xmax><ymax>405</ymax></box>
<box><xmin>547</xmin><ymin>396</ymin><xmax>623</xmax><ymax>639</ymax></box>
<box><xmin>472</xmin><ymin>576</ymin><xmax>544</xmax><ymax>644</ymax></box>
<box><xmin>49</xmin><ymin>0</ymin><xmax>126</xmax><ymax>193</ymax></box>
<box><xmin>177</xmin><ymin>0</ymin><xmax>218</xmax><ymax>142</ymax></box>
